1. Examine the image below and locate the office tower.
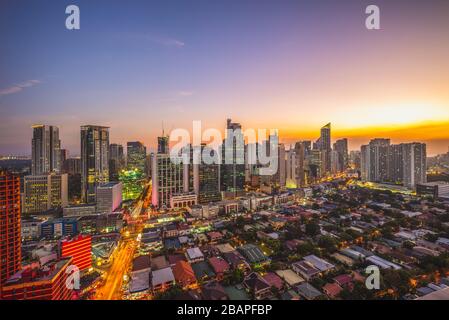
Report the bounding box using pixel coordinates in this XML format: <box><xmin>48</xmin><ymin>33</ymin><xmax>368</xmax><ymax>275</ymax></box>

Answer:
<box><xmin>308</xmin><ymin>149</ymin><xmax>324</xmax><ymax>180</ymax></box>
<box><xmin>221</xmin><ymin>119</ymin><xmax>245</xmax><ymax>195</ymax></box>
<box><xmin>285</xmin><ymin>148</ymin><xmax>297</xmax><ymax>188</ymax></box>
<box><xmin>109</xmin><ymin>143</ymin><xmax>124</xmax><ymax>181</ymax></box>
<box><xmin>23</xmin><ymin>173</ymin><xmax>68</xmax><ymax>214</ymax></box>
<box><xmin>96</xmin><ymin>182</ymin><xmax>123</xmax><ymax>213</ymax></box>
<box><xmin>127</xmin><ymin>141</ymin><xmax>146</xmax><ymax>172</ymax></box>
<box><xmin>60</xmin><ymin>149</ymin><xmax>68</xmax><ymax>165</ymax></box>
<box><xmin>294</xmin><ymin>142</ymin><xmax>306</xmax><ymax>186</ymax></box>
<box><xmin>145</xmin><ymin>153</ymin><xmax>153</xmax><ymax>178</ymax></box>
<box><xmin>277</xmin><ymin>143</ymin><xmax>286</xmax><ymax>187</ymax></box>
<box><xmin>330</xmin><ymin>150</ymin><xmax>340</xmax><ymax>174</ymax></box>
<box><xmin>317</xmin><ymin>123</ymin><xmax>331</xmax><ymax>173</ymax></box>
<box><xmin>195</xmin><ymin>144</ymin><xmax>221</xmax><ymax>204</ymax></box>
<box><xmin>31</xmin><ymin>125</ymin><xmax>61</xmax><ymax>175</ymax></box>
<box><xmin>333</xmin><ymin>138</ymin><xmax>348</xmax><ymax>172</ymax></box>
<box><xmin>151</xmin><ymin>154</ymin><xmax>185</xmax><ymax>208</ymax></box>
<box><xmin>402</xmin><ymin>143</ymin><xmax>426</xmax><ymax>188</ymax></box>
<box><xmin>63</xmin><ymin>157</ymin><xmax>81</xmax><ymax>175</ymax></box>
<box><xmin>80</xmin><ymin>125</ymin><xmax>110</xmax><ymax>204</ymax></box>
<box><xmin>157</xmin><ymin>135</ymin><xmax>169</xmax><ymax>154</ymax></box>
<box><xmin>0</xmin><ymin>172</ymin><xmax>21</xmax><ymax>292</ymax></box>
<box><xmin>361</xmin><ymin>139</ymin><xmax>390</xmax><ymax>183</ymax></box>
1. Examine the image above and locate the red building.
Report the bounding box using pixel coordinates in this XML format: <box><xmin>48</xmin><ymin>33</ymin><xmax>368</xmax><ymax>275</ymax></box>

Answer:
<box><xmin>0</xmin><ymin>172</ymin><xmax>21</xmax><ymax>292</ymax></box>
<box><xmin>60</xmin><ymin>235</ymin><xmax>92</xmax><ymax>271</ymax></box>
<box><xmin>1</xmin><ymin>258</ymin><xmax>73</xmax><ymax>300</ymax></box>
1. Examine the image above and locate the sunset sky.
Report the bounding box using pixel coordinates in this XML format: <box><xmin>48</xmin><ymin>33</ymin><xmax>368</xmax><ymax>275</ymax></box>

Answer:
<box><xmin>1</xmin><ymin>0</ymin><xmax>448</xmax><ymax>156</ymax></box>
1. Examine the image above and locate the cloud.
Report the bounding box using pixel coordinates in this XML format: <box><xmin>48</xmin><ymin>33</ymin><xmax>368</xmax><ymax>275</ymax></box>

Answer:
<box><xmin>118</xmin><ymin>32</ymin><xmax>185</xmax><ymax>48</ymax></box>
<box><xmin>0</xmin><ymin>80</ymin><xmax>41</xmax><ymax>97</ymax></box>
<box><xmin>178</xmin><ymin>91</ymin><xmax>194</xmax><ymax>96</ymax></box>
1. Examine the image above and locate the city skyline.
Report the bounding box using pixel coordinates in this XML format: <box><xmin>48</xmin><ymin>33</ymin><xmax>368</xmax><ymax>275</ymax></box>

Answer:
<box><xmin>1</xmin><ymin>0</ymin><xmax>449</xmax><ymax>155</ymax></box>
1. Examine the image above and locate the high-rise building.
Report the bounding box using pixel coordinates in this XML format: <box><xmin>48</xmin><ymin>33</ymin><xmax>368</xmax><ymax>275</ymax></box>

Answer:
<box><xmin>317</xmin><ymin>123</ymin><xmax>331</xmax><ymax>173</ymax></box>
<box><xmin>333</xmin><ymin>138</ymin><xmax>348</xmax><ymax>172</ymax></box>
<box><xmin>402</xmin><ymin>143</ymin><xmax>426</xmax><ymax>188</ymax></box>
<box><xmin>195</xmin><ymin>144</ymin><xmax>221</xmax><ymax>204</ymax></box>
<box><xmin>387</xmin><ymin>144</ymin><xmax>404</xmax><ymax>184</ymax></box>
<box><xmin>362</xmin><ymin>140</ymin><xmax>426</xmax><ymax>189</ymax></box>
<box><xmin>63</xmin><ymin>158</ymin><xmax>81</xmax><ymax>175</ymax></box>
<box><xmin>109</xmin><ymin>143</ymin><xmax>124</xmax><ymax>181</ymax></box>
<box><xmin>361</xmin><ymin>139</ymin><xmax>390</xmax><ymax>182</ymax></box>
<box><xmin>152</xmin><ymin>154</ymin><xmax>185</xmax><ymax>208</ymax></box>
<box><xmin>294</xmin><ymin>142</ymin><xmax>306</xmax><ymax>186</ymax></box>
<box><xmin>80</xmin><ymin>125</ymin><xmax>110</xmax><ymax>204</ymax></box>
<box><xmin>157</xmin><ymin>135</ymin><xmax>169</xmax><ymax>155</ymax></box>
<box><xmin>23</xmin><ymin>173</ymin><xmax>68</xmax><ymax>214</ymax></box>
<box><xmin>60</xmin><ymin>235</ymin><xmax>92</xmax><ymax>271</ymax></box>
<box><xmin>0</xmin><ymin>172</ymin><xmax>21</xmax><ymax>292</ymax></box>
<box><xmin>31</xmin><ymin>125</ymin><xmax>61</xmax><ymax>175</ymax></box>
<box><xmin>221</xmin><ymin>119</ymin><xmax>245</xmax><ymax>196</ymax></box>
<box><xmin>127</xmin><ymin>141</ymin><xmax>146</xmax><ymax>173</ymax></box>
<box><xmin>96</xmin><ymin>182</ymin><xmax>123</xmax><ymax>213</ymax></box>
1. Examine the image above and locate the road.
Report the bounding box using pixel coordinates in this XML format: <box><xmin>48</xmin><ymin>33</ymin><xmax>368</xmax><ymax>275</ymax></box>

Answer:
<box><xmin>94</xmin><ymin>239</ymin><xmax>136</xmax><ymax>300</ymax></box>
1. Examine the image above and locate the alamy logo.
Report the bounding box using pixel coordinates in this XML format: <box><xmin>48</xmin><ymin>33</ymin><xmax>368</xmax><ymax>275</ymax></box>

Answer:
<box><xmin>365</xmin><ymin>5</ymin><xmax>380</xmax><ymax>30</ymax></box>
<box><xmin>65</xmin><ymin>5</ymin><xmax>80</xmax><ymax>30</ymax></box>
<box><xmin>65</xmin><ymin>265</ymin><xmax>80</xmax><ymax>290</ymax></box>
<box><xmin>365</xmin><ymin>265</ymin><xmax>380</xmax><ymax>290</ymax></box>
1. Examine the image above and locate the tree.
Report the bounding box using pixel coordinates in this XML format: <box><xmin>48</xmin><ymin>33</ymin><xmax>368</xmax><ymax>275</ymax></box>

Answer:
<box><xmin>318</xmin><ymin>235</ymin><xmax>338</xmax><ymax>253</ymax></box>
<box><xmin>305</xmin><ymin>222</ymin><xmax>321</xmax><ymax>237</ymax></box>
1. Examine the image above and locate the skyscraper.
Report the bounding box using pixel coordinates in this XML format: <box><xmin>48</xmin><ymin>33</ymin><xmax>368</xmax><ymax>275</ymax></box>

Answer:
<box><xmin>333</xmin><ymin>138</ymin><xmax>348</xmax><ymax>172</ymax></box>
<box><xmin>81</xmin><ymin>125</ymin><xmax>110</xmax><ymax>204</ymax></box>
<box><xmin>402</xmin><ymin>143</ymin><xmax>427</xmax><ymax>189</ymax></box>
<box><xmin>127</xmin><ymin>141</ymin><xmax>146</xmax><ymax>172</ymax></box>
<box><xmin>157</xmin><ymin>135</ymin><xmax>169</xmax><ymax>155</ymax></box>
<box><xmin>109</xmin><ymin>143</ymin><xmax>124</xmax><ymax>181</ymax></box>
<box><xmin>152</xmin><ymin>135</ymin><xmax>186</xmax><ymax>208</ymax></box>
<box><xmin>0</xmin><ymin>172</ymin><xmax>21</xmax><ymax>292</ymax></box>
<box><xmin>317</xmin><ymin>123</ymin><xmax>331</xmax><ymax>173</ymax></box>
<box><xmin>221</xmin><ymin>119</ymin><xmax>245</xmax><ymax>196</ymax></box>
<box><xmin>31</xmin><ymin>125</ymin><xmax>61</xmax><ymax>175</ymax></box>
<box><xmin>361</xmin><ymin>139</ymin><xmax>390</xmax><ymax>182</ymax></box>
<box><xmin>195</xmin><ymin>144</ymin><xmax>221</xmax><ymax>204</ymax></box>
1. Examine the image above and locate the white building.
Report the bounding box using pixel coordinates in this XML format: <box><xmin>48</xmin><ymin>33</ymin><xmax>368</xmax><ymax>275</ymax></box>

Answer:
<box><xmin>96</xmin><ymin>182</ymin><xmax>123</xmax><ymax>213</ymax></box>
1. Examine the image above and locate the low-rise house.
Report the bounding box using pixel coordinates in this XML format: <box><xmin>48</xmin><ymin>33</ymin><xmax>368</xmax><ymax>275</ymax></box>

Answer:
<box><xmin>291</xmin><ymin>261</ymin><xmax>321</xmax><ymax>281</ymax></box>
<box><xmin>295</xmin><ymin>283</ymin><xmax>323</xmax><ymax>300</ymax></box>
<box><xmin>167</xmin><ymin>254</ymin><xmax>187</xmax><ymax>267</ymax></box>
<box><xmin>243</xmin><ymin>272</ymin><xmax>272</xmax><ymax>300</ymax></box>
<box><xmin>208</xmin><ymin>257</ymin><xmax>230</xmax><ymax>280</ymax></box>
<box><xmin>202</xmin><ymin>281</ymin><xmax>229</xmax><ymax>300</ymax></box>
<box><xmin>275</xmin><ymin>269</ymin><xmax>305</xmax><ymax>287</ymax></box>
<box><xmin>192</xmin><ymin>261</ymin><xmax>216</xmax><ymax>282</ymax></box>
<box><xmin>129</xmin><ymin>255</ymin><xmax>151</xmax><ymax>294</ymax></box>
<box><xmin>172</xmin><ymin>260</ymin><xmax>197</xmax><ymax>289</ymax></box>
<box><xmin>207</xmin><ymin>231</ymin><xmax>223</xmax><ymax>243</ymax></box>
<box><xmin>262</xmin><ymin>272</ymin><xmax>284</xmax><ymax>291</ymax></box>
<box><xmin>238</xmin><ymin>244</ymin><xmax>269</xmax><ymax>265</ymax></box>
<box><xmin>223</xmin><ymin>251</ymin><xmax>251</xmax><ymax>274</ymax></box>
<box><xmin>151</xmin><ymin>255</ymin><xmax>169</xmax><ymax>271</ymax></box>
<box><xmin>186</xmin><ymin>247</ymin><xmax>205</xmax><ymax>263</ymax></box>
<box><xmin>303</xmin><ymin>255</ymin><xmax>335</xmax><ymax>272</ymax></box>
<box><xmin>333</xmin><ymin>274</ymin><xmax>353</xmax><ymax>288</ymax></box>
<box><xmin>366</xmin><ymin>255</ymin><xmax>402</xmax><ymax>270</ymax></box>
<box><xmin>152</xmin><ymin>267</ymin><xmax>175</xmax><ymax>292</ymax></box>
<box><xmin>323</xmin><ymin>282</ymin><xmax>342</xmax><ymax>299</ymax></box>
